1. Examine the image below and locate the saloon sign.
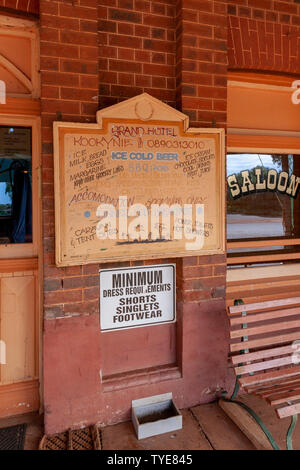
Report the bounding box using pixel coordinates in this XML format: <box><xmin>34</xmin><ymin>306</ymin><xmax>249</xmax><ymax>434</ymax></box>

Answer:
<box><xmin>227</xmin><ymin>168</ymin><xmax>300</xmax><ymax>200</ymax></box>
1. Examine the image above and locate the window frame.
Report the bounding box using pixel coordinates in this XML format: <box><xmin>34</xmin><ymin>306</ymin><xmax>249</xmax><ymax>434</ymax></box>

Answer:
<box><xmin>227</xmin><ymin>132</ymin><xmax>300</xmax><ymax>265</ymax></box>
<box><xmin>0</xmin><ymin>114</ymin><xmax>40</xmax><ymax>259</ymax></box>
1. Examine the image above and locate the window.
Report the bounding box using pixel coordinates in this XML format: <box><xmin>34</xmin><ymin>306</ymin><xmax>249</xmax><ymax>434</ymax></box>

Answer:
<box><xmin>227</xmin><ymin>152</ymin><xmax>300</xmax><ymax>265</ymax></box>
<box><xmin>0</xmin><ymin>126</ymin><xmax>32</xmax><ymax>244</ymax></box>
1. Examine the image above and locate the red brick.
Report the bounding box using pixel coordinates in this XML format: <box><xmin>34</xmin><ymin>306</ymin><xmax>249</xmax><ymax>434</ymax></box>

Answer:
<box><xmin>118</xmin><ymin>48</ymin><xmax>135</xmax><ymax>60</ymax></box>
<box><xmin>42</xmin><ymin>71</ymin><xmax>80</xmax><ymax>87</ymax></box>
<box><xmin>61</xmin><ymin>59</ymin><xmax>98</xmax><ymax>75</ymax></box>
<box><xmin>135</xmin><ymin>0</ymin><xmax>150</xmax><ymax>13</ymax></box>
<box><xmin>40</xmin><ymin>27</ymin><xmax>59</xmax><ymax>42</ymax></box>
<box><xmin>60</xmin><ymin>30</ymin><xmax>97</xmax><ymax>46</ymax></box>
<box><xmin>110</xmin><ymin>59</ymin><xmax>142</xmax><ymax>73</ymax></box>
<box><xmin>42</xmin><ymin>14</ymin><xmax>80</xmax><ymax>31</ymax></box>
<box><xmin>109</xmin><ymin>34</ymin><xmax>141</xmax><ymax>48</ymax></box>
<box><xmin>80</xmin><ymin>46</ymin><xmax>99</xmax><ymax>60</ymax></box>
<box><xmin>118</xmin><ymin>72</ymin><xmax>134</xmax><ymax>85</ymax></box>
<box><xmin>41</xmin><ymin>85</ymin><xmax>59</xmax><ymax>99</ymax></box>
<box><xmin>41</xmin><ymin>42</ymin><xmax>79</xmax><ymax>59</ymax></box>
<box><xmin>45</xmin><ymin>289</ymin><xmax>83</xmax><ymax>306</ymax></box>
<box><xmin>109</xmin><ymin>8</ymin><xmax>142</xmax><ymax>23</ymax></box>
<box><xmin>40</xmin><ymin>57</ymin><xmax>59</xmax><ymax>71</ymax></box>
<box><xmin>40</xmin><ymin>1</ymin><xmax>58</xmax><ymax>15</ymax></box>
<box><xmin>59</xmin><ymin>4</ymin><xmax>97</xmax><ymax>19</ymax></box>
<box><xmin>143</xmin><ymin>14</ymin><xmax>174</xmax><ymax>29</ymax></box>
<box><xmin>60</xmin><ymin>88</ymin><xmax>96</xmax><ymax>101</ymax></box>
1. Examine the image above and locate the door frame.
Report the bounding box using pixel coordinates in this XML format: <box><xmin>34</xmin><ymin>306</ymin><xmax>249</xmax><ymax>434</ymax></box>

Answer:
<box><xmin>0</xmin><ymin>111</ymin><xmax>43</xmax><ymax>416</ymax></box>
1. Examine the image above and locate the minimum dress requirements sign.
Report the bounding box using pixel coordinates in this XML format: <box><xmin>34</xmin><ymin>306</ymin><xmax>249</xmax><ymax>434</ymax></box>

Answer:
<box><xmin>100</xmin><ymin>265</ymin><xmax>175</xmax><ymax>331</ymax></box>
<box><xmin>53</xmin><ymin>93</ymin><xmax>225</xmax><ymax>267</ymax></box>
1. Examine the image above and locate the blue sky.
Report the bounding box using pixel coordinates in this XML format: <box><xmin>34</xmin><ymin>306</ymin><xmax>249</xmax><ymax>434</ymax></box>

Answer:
<box><xmin>227</xmin><ymin>154</ymin><xmax>281</xmax><ymax>176</ymax></box>
<box><xmin>0</xmin><ymin>182</ymin><xmax>11</xmax><ymax>204</ymax></box>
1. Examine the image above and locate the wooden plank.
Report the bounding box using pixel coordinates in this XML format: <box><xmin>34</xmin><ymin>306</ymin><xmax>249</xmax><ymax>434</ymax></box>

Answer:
<box><xmin>246</xmin><ymin>377</ymin><xmax>300</xmax><ymax>395</ymax></box>
<box><xmin>267</xmin><ymin>388</ymin><xmax>300</xmax><ymax>406</ymax></box>
<box><xmin>228</xmin><ymin>238</ymin><xmax>300</xmax><ymax>249</ymax></box>
<box><xmin>228</xmin><ymin>286</ymin><xmax>300</xmax><ymax>305</ymax></box>
<box><xmin>0</xmin><ymin>258</ymin><xmax>38</xmax><ymax>273</ymax></box>
<box><xmin>276</xmin><ymin>402</ymin><xmax>300</xmax><ymax>419</ymax></box>
<box><xmin>229</xmin><ymin>297</ymin><xmax>300</xmax><ymax>315</ymax></box>
<box><xmin>0</xmin><ymin>97</ymin><xmax>40</xmax><ymax>115</ymax></box>
<box><xmin>0</xmin><ymin>380</ymin><xmax>39</xmax><ymax>418</ymax></box>
<box><xmin>230</xmin><ymin>319</ymin><xmax>300</xmax><ymax>339</ymax></box>
<box><xmin>228</xmin><ymin>275</ymin><xmax>300</xmax><ymax>289</ymax></box>
<box><xmin>235</xmin><ymin>356</ymin><xmax>294</xmax><ymax>376</ymax></box>
<box><xmin>239</xmin><ymin>366</ymin><xmax>300</xmax><ymax>388</ymax></box>
<box><xmin>228</xmin><ymin>70</ymin><xmax>296</xmax><ymax>86</ymax></box>
<box><xmin>227</xmin><ymin>134</ymin><xmax>300</xmax><ymax>154</ymax></box>
<box><xmin>253</xmin><ymin>380</ymin><xmax>300</xmax><ymax>397</ymax></box>
<box><xmin>227</xmin><ymin>252</ymin><xmax>300</xmax><ymax>265</ymax></box>
<box><xmin>218</xmin><ymin>399</ymin><xmax>274</xmax><ymax>450</ymax></box>
<box><xmin>227</xmin><ymin>291</ymin><xmax>300</xmax><ymax>308</ymax></box>
<box><xmin>191</xmin><ymin>402</ymin><xmax>256</xmax><ymax>450</ymax></box>
<box><xmin>227</xmin><ymin>264</ymin><xmax>300</xmax><ymax>284</ymax></box>
<box><xmin>230</xmin><ymin>331</ymin><xmax>300</xmax><ymax>352</ymax></box>
<box><xmin>230</xmin><ymin>307</ymin><xmax>300</xmax><ymax>326</ymax></box>
<box><xmin>230</xmin><ymin>345</ymin><xmax>294</xmax><ymax>365</ymax></box>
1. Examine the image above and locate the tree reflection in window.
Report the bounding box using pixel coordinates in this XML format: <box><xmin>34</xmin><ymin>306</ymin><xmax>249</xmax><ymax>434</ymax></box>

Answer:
<box><xmin>0</xmin><ymin>126</ymin><xmax>32</xmax><ymax>244</ymax></box>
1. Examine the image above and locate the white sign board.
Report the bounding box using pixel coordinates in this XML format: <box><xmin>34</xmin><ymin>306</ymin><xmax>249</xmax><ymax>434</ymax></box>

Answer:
<box><xmin>100</xmin><ymin>264</ymin><xmax>175</xmax><ymax>332</ymax></box>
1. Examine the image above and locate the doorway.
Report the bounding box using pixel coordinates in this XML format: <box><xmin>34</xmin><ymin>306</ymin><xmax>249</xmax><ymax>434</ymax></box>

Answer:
<box><xmin>0</xmin><ymin>117</ymin><xmax>41</xmax><ymax>417</ymax></box>
<box><xmin>0</xmin><ymin>16</ymin><xmax>41</xmax><ymax>418</ymax></box>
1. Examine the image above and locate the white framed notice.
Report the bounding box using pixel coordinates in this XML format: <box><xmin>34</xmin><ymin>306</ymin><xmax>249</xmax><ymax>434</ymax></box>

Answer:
<box><xmin>100</xmin><ymin>264</ymin><xmax>176</xmax><ymax>332</ymax></box>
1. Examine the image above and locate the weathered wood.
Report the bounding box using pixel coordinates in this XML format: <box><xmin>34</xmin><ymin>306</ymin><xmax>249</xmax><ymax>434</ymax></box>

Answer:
<box><xmin>227</xmin><ymin>252</ymin><xmax>300</xmax><ymax>265</ymax></box>
<box><xmin>267</xmin><ymin>388</ymin><xmax>300</xmax><ymax>406</ymax></box>
<box><xmin>230</xmin><ymin>344</ymin><xmax>294</xmax><ymax>365</ymax></box>
<box><xmin>0</xmin><ymin>257</ymin><xmax>38</xmax><ymax>273</ymax></box>
<box><xmin>230</xmin><ymin>307</ymin><xmax>300</xmax><ymax>326</ymax></box>
<box><xmin>228</xmin><ymin>295</ymin><xmax>300</xmax><ymax>431</ymax></box>
<box><xmin>235</xmin><ymin>356</ymin><xmax>294</xmax><ymax>376</ymax></box>
<box><xmin>228</xmin><ymin>239</ymin><xmax>300</xmax><ymax>249</ymax></box>
<box><xmin>229</xmin><ymin>297</ymin><xmax>300</xmax><ymax>315</ymax></box>
<box><xmin>230</xmin><ymin>331</ymin><xmax>300</xmax><ymax>352</ymax></box>
<box><xmin>277</xmin><ymin>403</ymin><xmax>300</xmax><ymax>419</ymax></box>
<box><xmin>218</xmin><ymin>399</ymin><xmax>274</xmax><ymax>450</ymax></box>
<box><xmin>239</xmin><ymin>366</ymin><xmax>300</xmax><ymax>388</ymax></box>
<box><xmin>253</xmin><ymin>380</ymin><xmax>300</xmax><ymax>397</ymax></box>
<box><xmin>246</xmin><ymin>377</ymin><xmax>300</xmax><ymax>395</ymax></box>
<box><xmin>230</xmin><ymin>319</ymin><xmax>300</xmax><ymax>339</ymax></box>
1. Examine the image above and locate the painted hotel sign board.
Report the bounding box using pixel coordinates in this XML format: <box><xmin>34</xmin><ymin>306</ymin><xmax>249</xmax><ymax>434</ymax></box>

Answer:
<box><xmin>100</xmin><ymin>264</ymin><xmax>175</xmax><ymax>331</ymax></box>
<box><xmin>53</xmin><ymin>93</ymin><xmax>225</xmax><ymax>266</ymax></box>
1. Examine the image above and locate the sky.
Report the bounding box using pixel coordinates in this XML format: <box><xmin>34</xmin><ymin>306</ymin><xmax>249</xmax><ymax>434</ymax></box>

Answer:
<box><xmin>0</xmin><ymin>182</ymin><xmax>11</xmax><ymax>205</ymax></box>
<box><xmin>227</xmin><ymin>154</ymin><xmax>282</xmax><ymax>176</ymax></box>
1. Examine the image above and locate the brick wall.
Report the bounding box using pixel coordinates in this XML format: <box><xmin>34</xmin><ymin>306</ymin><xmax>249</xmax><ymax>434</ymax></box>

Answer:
<box><xmin>40</xmin><ymin>0</ymin><xmax>228</xmax><ymax>323</ymax></box>
<box><xmin>228</xmin><ymin>0</ymin><xmax>300</xmax><ymax>73</ymax></box>
<box><xmin>38</xmin><ymin>0</ymin><xmax>300</xmax><ymax>432</ymax></box>
<box><xmin>0</xmin><ymin>0</ymin><xmax>39</xmax><ymax>15</ymax></box>
<box><xmin>99</xmin><ymin>0</ymin><xmax>176</xmax><ymax>108</ymax></box>
<box><xmin>40</xmin><ymin>1</ymin><xmax>232</xmax><ymax>433</ymax></box>
<box><xmin>176</xmin><ymin>0</ymin><xmax>227</xmax><ymax>128</ymax></box>
<box><xmin>40</xmin><ymin>0</ymin><xmax>100</xmax><ymax>319</ymax></box>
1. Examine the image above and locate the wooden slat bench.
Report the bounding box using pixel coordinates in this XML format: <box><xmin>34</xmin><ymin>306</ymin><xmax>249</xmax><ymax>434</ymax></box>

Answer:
<box><xmin>220</xmin><ymin>297</ymin><xmax>300</xmax><ymax>450</ymax></box>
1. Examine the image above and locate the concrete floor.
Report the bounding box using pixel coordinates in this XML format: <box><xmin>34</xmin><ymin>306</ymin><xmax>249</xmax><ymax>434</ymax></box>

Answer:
<box><xmin>1</xmin><ymin>395</ymin><xmax>300</xmax><ymax>450</ymax></box>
